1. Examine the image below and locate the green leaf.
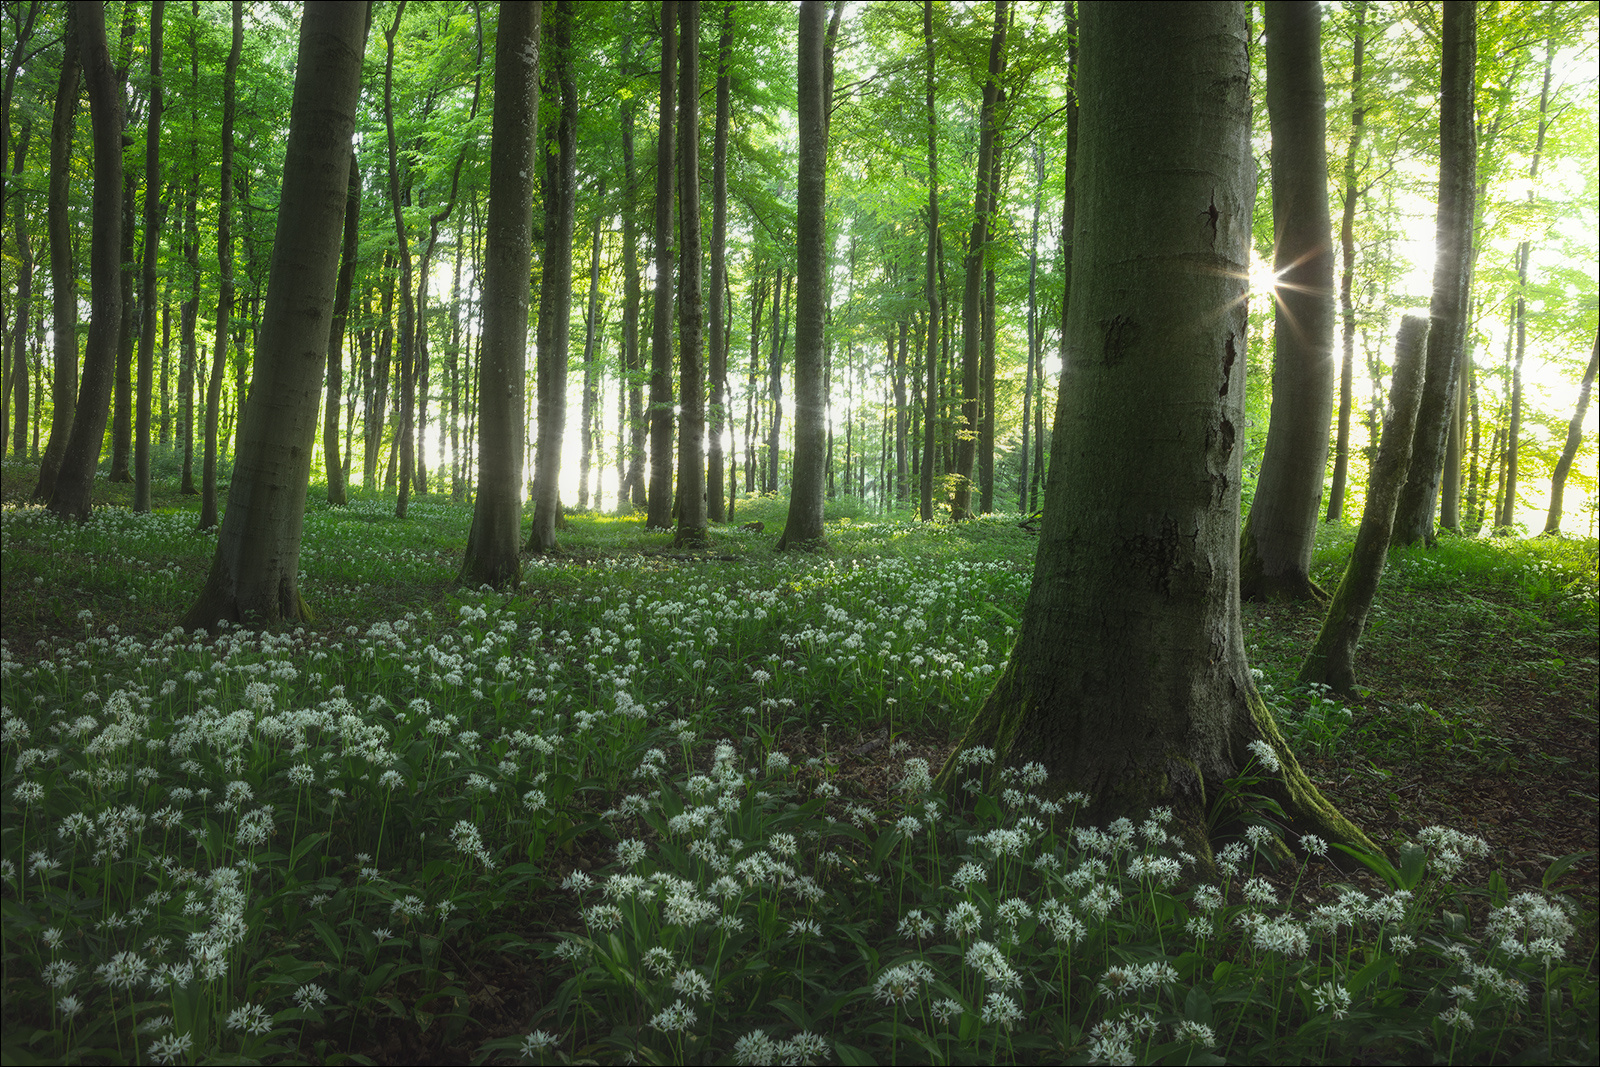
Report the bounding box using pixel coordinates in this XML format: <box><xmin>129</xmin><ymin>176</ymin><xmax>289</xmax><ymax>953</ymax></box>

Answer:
<box><xmin>1332</xmin><ymin>842</ymin><xmax>1403</xmax><ymax>890</ymax></box>
<box><xmin>1541</xmin><ymin>849</ymin><xmax>1594</xmax><ymax>890</ymax></box>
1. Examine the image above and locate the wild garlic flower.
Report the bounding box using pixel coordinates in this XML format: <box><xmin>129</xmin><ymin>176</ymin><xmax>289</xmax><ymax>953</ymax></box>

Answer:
<box><xmin>672</xmin><ymin>969</ymin><xmax>714</xmax><ymax>1002</ymax></box>
<box><xmin>1245</xmin><ymin>739</ymin><xmax>1281</xmax><ymax>773</ymax></box>
<box><xmin>981</xmin><ymin>991</ymin><xmax>1024</xmax><ymax>1028</ymax></box>
<box><xmin>898</xmin><ymin>910</ymin><xmax>935</xmax><ymax>940</ymax></box>
<box><xmin>732</xmin><ymin>1030</ymin><xmax>779</xmax><ymax>1065</ymax></box>
<box><xmin>650</xmin><ymin>998</ymin><xmax>696</xmax><ymax>1032</ymax></box>
<box><xmin>147</xmin><ymin>1030</ymin><xmax>193</xmax><ymax>1065</ymax></box>
<box><xmin>1172</xmin><ymin>1019</ymin><xmax>1217</xmax><ymax>1047</ymax></box>
<box><xmin>227</xmin><ymin>1003</ymin><xmax>272</xmax><ymax>1035</ymax></box>
<box><xmin>1310</xmin><ymin>980</ymin><xmax>1351</xmax><ymax>1019</ymax></box>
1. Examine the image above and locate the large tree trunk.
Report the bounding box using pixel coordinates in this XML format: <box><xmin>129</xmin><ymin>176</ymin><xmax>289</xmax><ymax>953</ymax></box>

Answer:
<box><xmin>645</xmin><ymin>0</ymin><xmax>678</xmax><ymax>529</ymax></box>
<box><xmin>31</xmin><ymin>5</ymin><xmax>78</xmax><ymax>504</ymax></box>
<box><xmin>461</xmin><ymin>0</ymin><xmax>540</xmax><ymax>590</ymax></box>
<box><xmin>1239</xmin><ymin>0</ymin><xmax>1336</xmax><ymax>601</ymax></box>
<box><xmin>954</xmin><ymin>0</ymin><xmax>1007</xmax><ymax>522</ymax></box>
<box><xmin>47</xmin><ymin>1</ymin><xmax>123</xmax><ymax>521</ymax></box>
<box><xmin>181</xmin><ymin>2</ymin><xmax>368</xmax><ymax>628</ymax></box>
<box><xmin>198</xmin><ymin>0</ymin><xmax>241</xmax><ymax>529</ymax></box>
<box><xmin>529</xmin><ymin>0</ymin><xmax>576</xmax><ymax>552</ymax></box>
<box><xmin>1544</xmin><ymin>333</ymin><xmax>1598</xmax><ymax>536</ymax></box>
<box><xmin>133</xmin><ymin>2</ymin><xmax>164</xmax><ymax>512</ymax></box>
<box><xmin>1325</xmin><ymin>0</ymin><xmax>1366</xmax><ymax>524</ymax></box>
<box><xmin>777</xmin><ymin>1</ymin><xmax>829</xmax><ymax>551</ymax></box>
<box><xmin>706</xmin><ymin>2</ymin><xmax>733</xmax><ymax>524</ymax></box>
<box><xmin>1298</xmin><ymin>315</ymin><xmax>1429</xmax><ymax>695</ymax></box>
<box><xmin>675</xmin><ymin>0</ymin><xmax>708</xmax><ymax>547</ymax></box>
<box><xmin>324</xmin><ymin>146</ymin><xmax>359</xmax><ymax>507</ymax></box>
<box><xmin>1393</xmin><ymin>1</ymin><xmax>1476</xmax><ymax>546</ymax></box>
<box><xmin>942</xmin><ymin>1</ymin><xmax>1373</xmax><ymax>864</ymax></box>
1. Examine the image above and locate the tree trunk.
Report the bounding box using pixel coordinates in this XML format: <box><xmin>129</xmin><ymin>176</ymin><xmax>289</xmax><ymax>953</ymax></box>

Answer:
<box><xmin>578</xmin><ymin>178</ymin><xmax>604</xmax><ymax>511</ymax></box>
<box><xmin>619</xmin><ymin>24</ymin><xmax>647</xmax><ymax>510</ymax></box>
<box><xmin>1019</xmin><ymin>141</ymin><xmax>1042</xmax><ymax>514</ymax></box>
<box><xmin>47</xmin><ymin>1</ymin><xmax>123</xmax><ymax>521</ymax></box>
<box><xmin>919</xmin><ymin>0</ymin><xmax>939</xmax><ymax>523</ymax></box>
<box><xmin>198</xmin><ymin>0</ymin><xmax>241</xmax><ymax>529</ymax></box>
<box><xmin>1298</xmin><ymin>315</ymin><xmax>1429</xmax><ymax>695</ymax></box>
<box><xmin>1239</xmin><ymin>0</ymin><xmax>1336</xmax><ymax>601</ymax></box>
<box><xmin>955</xmin><ymin>0</ymin><xmax>1007</xmax><ymax>522</ymax></box>
<box><xmin>324</xmin><ymin>146</ymin><xmax>359</xmax><ymax>506</ymax></box>
<box><xmin>646</xmin><ymin>0</ymin><xmax>678</xmax><ymax>529</ymax></box>
<box><xmin>530</xmin><ymin>0</ymin><xmax>576</xmax><ymax>553</ymax></box>
<box><xmin>1393</xmin><ymin>1</ymin><xmax>1476</xmax><ymax>547</ymax></box>
<box><xmin>32</xmin><ymin>5</ymin><xmax>79</xmax><ymax>503</ymax></box>
<box><xmin>1325</xmin><ymin>0</ymin><xmax>1366</xmax><ymax>524</ymax></box>
<box><xmin>675</xmin><ymin>0</ymin><xmax>709</xmax><ymax>547</ymax></box>
<box><xmin>461</xmin><ymin>0</ymin><xmax>540</xmax><ymax>590</ymax></box>
<box><xmin>767</xmin><ymin>270</ymin><xmax>787</xmax><ymax>493</ymax></box>
<box><xmin>1544</xmin><ymin>332</ymin><xmax>1598</xmax><ymax>536</ymax></box>
<box><xmin>706</xmin><ymin>1</ymin><xmax>733</xmax><ymax>524</ymax></box>
<box><xmin>383</xmin><ymin>2</ymin><xmax>419</xmax><ymax>520</ymax></box>
<box><xmin>9</xmin><ymin>122</ymin><xmax>32</xmax><ymax>459</ymax></box>
<box><xmin>941</xmin><ymin>1</ymin><xmax>1374</xmax><ymax>864</ymax></box>
<box><xmin>777</xmin><ymin>1</ymin><xmax>828</xmax><ymax>551</ymax></box>
<box><xmin>181</xmin><ymin>2</ymin><xmax>368</xmax><ymax>629</ymax></box>
<box><xmin>133</xmin><ymin>1</ymin><xmax>164</xmax><ymax>512</ymax></box>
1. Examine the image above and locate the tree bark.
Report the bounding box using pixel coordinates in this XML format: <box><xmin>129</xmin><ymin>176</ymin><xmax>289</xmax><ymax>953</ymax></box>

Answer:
<box><xmin>324</xmin><ymin>146</ymin><xmax>359</xmax><ymax>506</ymax></box>
<box><xmin>461</xmin><ymin>0</ymin><xmax>540</xmax><ymax>590</ymax></box>
<box><xmin>1297</xmin><ymin>314</ymin><xmax>1429</xmax><ymax>695</ymax></box>
<box><xmin>577</xmin><ymin>178</ymin><xmax>604</xmax><ymax>511</ymax></box>
<box><xmin>777</xmin><ymin>1</ymin><xmax>828</xmax><ymax>551</ymax></box>
<box><xmin>383</xmin><ymin>2</ymin><xmax>419</xmax><ymax>519</ymax></box>
<box><xmin>1325</xmin><ymin>0</ymin><xmax>1366</xmax><ymax>524</ymax></box>
<box><xmin>31</xmin><ymin>4</ymin><xmax>78</xmax><ymax>503</ymax></box>
<box><xmin>529</xmin><ymin>0</ymin><xmax>576</xmax><ymax>552</ymax></box>
<box><xmin>47</xmin><ymin>1</ymin><xmax>123</xmax><ymax>521</ymax></box>
<box><xmin>675</xmin><ymin>0</ymin><xmax>709</xmax><ymax>547</ymax></box>
<box><xmin>646</xmin><ymin>0</ymin><xmax>679</xmax><ymax>529</ymax></box>
<box><xmin>1393</xmin><ymin>1</ymin><xmax>1476</xmax><ymax>547</ymax></box>
<box><xmin>1239</xmin><ymin>0</ymin><xmax>1336</xmax><ymax>601</ymax></box>
<box><xmin>181</xmin><ymin>2</ymin><xmax>368</xmax><ymax>628</ymax></box>
<box><xmin>919</xmin><ymin>0</ymin><xmax>939</xmax><ymax>523</ymax></box>
<box><xmin>198</xmin><ymin>0</ymin><xmax>242</xmax><ymax>529</ymax></box>
<box><xmin>955</xmin><ymin>0</ymin><xmax>1007</xmax><ymax>522</ymax></box>
<box><xmin>941</xmin><ymin>1</ymin><xmax>1374</xmax><ymax>863</ymax></box>
<box><xmin>133</xmin><ymin>1</ymin><xmax>165</xmax><ymax>512</ymax></box>
<box><xmin>1544</xmin><ymin>333</ymin><xmax>1598</xmax><ymax>536</ymax></box>
<box><xmin>706</xmin><ymin>1</ymin><xmax>734</xmax><ymax>524</ymax></box>
<box><xmin>619</xmin><ymin>25</ymin><xmax>647</xmax><ymax>510</ymax></box>
<box><xmin>9</xmin><ymin>122</ymin><xmax>32</xmax><ymax>459</ymax></box>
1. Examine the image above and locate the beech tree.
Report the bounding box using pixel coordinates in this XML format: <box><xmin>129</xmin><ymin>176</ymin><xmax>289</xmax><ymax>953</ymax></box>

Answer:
<box><xmin>777</xmin><ymin>0</ymin><xmax>828</xmax><ymax>551</ymax></box>
<box><xmin>182</xmin><ymin>2</ymin><xmax>369</xmax><ymax>628</ymax></box>
<box><xmin>461</xmin><ymin>0</ymin><xmax>540</xmax><ymax>590</ymax></box>
<box><xmin>675</xmin><ymin>0</ymin><xmax>708</xmax><ymax>547</ymax></box>
<box><xmin>1238</xmin><ymin>0</ymin><xmax>1337</xmax><ymax>600</ymax></box>
<box><xmin>646</xmin><ymin>0</ymin><xmax>678</xmax><ymax>530</ymax></box>
<box><xmin>942</xmin><ymin>0</ymin><xmax>1372</xmax><ymax>861</ymax></box>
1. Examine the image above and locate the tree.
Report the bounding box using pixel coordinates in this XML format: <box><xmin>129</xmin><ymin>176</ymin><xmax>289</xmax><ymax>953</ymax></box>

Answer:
<box><xmin>1325</xmin><ymin>0</ymin><xmax>1368</xmax><ymax>524</ymax></box>
<box><xmin>1393</xmin><ymin>1</ymin><xmax>1476</xmax><ymax>546</ymax></box>
<box><xmin>1544</xmin><ymin>332</ymin><xmax>1598</xmax><ymax>536</ymax></box>
<box><xmin>954</xmin><ymin>1</ymin><xmax>1007</xmax><ymax>523</ymax></box>
<box><xmin>1238</xmin><ymin>0</ymin><xmax>1337</xmax><ymax>601</ymax></box>
<box><xmin>181</xmin><ymin>2</ymin><xmax>369</xmax><ymax>629</ymax></box>
<box><xmin>198</xmin><ymin>0</ymin><xmax>242</xmax><ymax>530</ymax></box>
<box><xmin>675</xmin><ymin>0</ymin><xmax>708</xmax><ymax>547</ymax></box>
<box><xmin>918</xmin><ymin>0</ymin><xmax>939</xmax><ymax>523</ymax></box>
<box><xmin>324</xmin><ymin>145</ymin><xmax>359</xmax><ymax>507</ymax></box>
<box><xmin>461</xmin><ymin>0</ymin><xmax>541</xmax><ymax>590</ymax></box>
<box><xmin>31</xmin><ymin>4</ymin><xmax>80</xmax><ymax>505</ymax></box>
<box><xmin>529</xmin><ymin>0</ymin><xmax>576</xmax><ymax>553</ymax></box>
<box><xmin>646</xmin><ymin>0</ymin><xmax>678</xmax><ymax>530</ymax></box>
<box><xmin>1297</xmin><ymin>314</ymin><xmax>1429</xmax><ymax>695</ymax></box>
<box><xmin>47</xmin><ymin>0</ymin><xmax>123</xmax><ymax>522</ymax></box>
<box><xmin>777</xmin><ymin>0</ymin><xmax>828</xmax><ymax>551</ymax></box>
<box><xmin>942</xmin><ymin>1</ymin><xmax>1373</xmax><ymax>861</ymax></box>
<box><xmin>706</xmin><ymin>1</ymin><xmax>734</xmax><ymax>524</ymax></box>
<box><xmin>132</xmin><ymin>1</ymin><xmax>165</xmax><ymax>513</ymax></box>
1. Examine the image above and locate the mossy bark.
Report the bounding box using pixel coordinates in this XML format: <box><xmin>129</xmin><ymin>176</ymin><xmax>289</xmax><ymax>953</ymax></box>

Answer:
<box><xmin>939</xmin><ymin>1</ymin><xmax>1376</xmax><ymax>866</ymax></box>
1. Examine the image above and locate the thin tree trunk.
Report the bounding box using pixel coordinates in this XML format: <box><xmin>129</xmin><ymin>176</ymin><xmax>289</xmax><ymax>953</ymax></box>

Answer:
<box><xmin>9</xmin><ymin>122</ymin><xmax>32</xmax><ymax>458</ymax></box>
<box><xmin>578</xmin><ymin>178</ymin><xmax>605</xmax><ymax>511</ymax></box>
<box><xmin>646</xmin><ymin>0</ymin><xmax>679</xmax><ymax>529</ymax></box>
<box><xmin>1544</xmin><ymin>332</ymin><xmax>1598</xmax><ymax>536</ymax></box>
<box><xmin>198</xmin><ymin>0</ymin><xmax>241</xmax><ymax>529</ymax></box>
<box><xmin>324</xmin><ymin>148</ymin><xmax>359</xmax><ymax>506</ymax></box>
<box><xmin>619</xmin><ymin>24</ymin><xmax>647</xmax><ymax>509</ymax></box>
<box><xmin>1298</xmin><ymin>315</ymin><xmax>1429</xmax><ymax>694</ymax></box>
<box><xmin>133</xmin><ymin>1</ymin><xmax>164</xmax><ymax>511</ymax></box>
<box><xmin>1326</xmin><ymin>0</ymin><xmax>1366</xmax><ymax>524</ymax></box>
<box><xmin>707</xmin><ymin>1</ymin><xmax>734</xmax><ymax>524</ymax></box>
<box><xmin>383</xmin><ymin>2</ymin><xmax>419</xmax><ymax>519</ymax></box>
<box><xmin>1020</xmin><ymin>141</ymin><xmax>1042</xmax><ymax>514</ymax></box>
<box><xmin>675</xmin><ymin>0</ymin><xmax>708</xmax><ymax>546</ymax></box>
<box><xmin>920</xmin><ymin>0</ymin><xmax>939</xmax><ymax>523</ymax></box>
<box><xmin>1394</xmin><ymin>1</ymin><xmax>1476</xmax><ymax>546</ymax></box>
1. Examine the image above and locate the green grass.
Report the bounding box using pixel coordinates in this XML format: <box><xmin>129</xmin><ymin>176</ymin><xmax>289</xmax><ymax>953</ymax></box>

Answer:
<box><xmin>2</xmin><ymin>465</ymin><xmax>1596</xmax><ymax>1065</ymax></box>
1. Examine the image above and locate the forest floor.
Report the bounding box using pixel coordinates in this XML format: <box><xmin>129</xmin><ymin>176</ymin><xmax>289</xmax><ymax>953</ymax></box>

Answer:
<box><xmin>3</xmin><ymin>455</ymin><xmax>1597</xmax><ymax>1064</ymax></box>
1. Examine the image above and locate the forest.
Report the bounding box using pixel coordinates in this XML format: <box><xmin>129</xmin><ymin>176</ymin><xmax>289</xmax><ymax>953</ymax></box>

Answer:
<box><xmin>1</xmin><ymin>1</ymin><xmax>1597</xmax><ymax>1064</ymax></box>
